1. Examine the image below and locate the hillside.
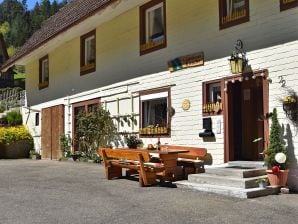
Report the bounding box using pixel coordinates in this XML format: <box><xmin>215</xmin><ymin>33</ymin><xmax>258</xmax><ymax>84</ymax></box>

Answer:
<box><xmin>0</xmin><ymin>0</ymin><xmax>67</xmax><ymax>57</ymax></box>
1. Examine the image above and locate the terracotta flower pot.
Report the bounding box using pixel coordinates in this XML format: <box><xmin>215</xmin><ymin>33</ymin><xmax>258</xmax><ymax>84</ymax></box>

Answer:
<box><xmin>266</xmin><ymin>169</ymin><xmax>289</xmax><ymax>187</ymax></box>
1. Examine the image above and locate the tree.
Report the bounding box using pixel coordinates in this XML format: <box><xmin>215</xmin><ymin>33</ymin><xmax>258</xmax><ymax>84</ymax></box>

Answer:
<box><xmin>264</xmin><ymin>108</ymin><xmax>288</xmax><ymax>169</ymax></box>
<box><xmin>8</xmin><ymin>13</ymin><xmax>31</xmax><ymax>47</ymax></box>
<box><xmin>0</xmin><ymin>0</ymin><xmax>66</xmax><ymax>56</ymax></box>
<box><xmin>0</xmin><ymin>21</ymin><xmax>10</xmax><ymax>39</ymax></box>
<box><xmin>75</xmin><ymin>106</ymin><xmax>118</xmax><ymax>159</ymax></box>
<box><xmin>51</xmin><ymin>0</ymin><xmax>59</xmax><ymax>15</ymax></box>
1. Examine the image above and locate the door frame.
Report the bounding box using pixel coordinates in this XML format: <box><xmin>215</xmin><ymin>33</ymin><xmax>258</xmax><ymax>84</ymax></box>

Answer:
<box><xmin>223</xmin><ymin>69</ymin><xmax>269</xmax><ymax>162</ymax></box>
<box><xmin>72</xmin><ymin>98</ymin><xmax>101</xmax><ymax>151</ymax></box>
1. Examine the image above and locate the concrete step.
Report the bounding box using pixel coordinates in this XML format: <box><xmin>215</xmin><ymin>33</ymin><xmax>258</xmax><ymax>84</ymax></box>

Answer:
<box><xmin>205</xmin><ymin>167</ymin><xmax>266</xmax><ymax>178</ymax></box>
<box><xmin>188</xmin><ymin>173</ymin><xmax>268</xmax><ymax>189</ymax></box>
<box><xmin>228</xmin><ymin>161</ymin><xmax>264</xmax><ymax>168</ymax></box>
<box><xmin>175</xmin><ymin>181</ymin><xmax>280</xmax><ymax>199</ymax></box>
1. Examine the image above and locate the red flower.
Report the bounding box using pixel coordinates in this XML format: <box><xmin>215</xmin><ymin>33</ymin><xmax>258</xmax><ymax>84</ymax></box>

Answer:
<box><xmin>272</xmin><ymin>166</ymin><xmax>280</xmax><ymax>173</ymax></box>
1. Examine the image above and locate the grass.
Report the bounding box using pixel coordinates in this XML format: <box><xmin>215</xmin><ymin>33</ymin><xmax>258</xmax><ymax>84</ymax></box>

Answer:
<box><xmin>14</xmin><ymin>73</ymin><xmax>26</xmax><ymax>80</ymax></box>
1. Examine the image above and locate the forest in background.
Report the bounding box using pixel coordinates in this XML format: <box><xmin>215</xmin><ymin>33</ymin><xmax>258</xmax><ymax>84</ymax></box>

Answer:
<box><xmin>0</xmin><ymin>0</ymin><xmax>68</xmax><ymax>57</ymax></box>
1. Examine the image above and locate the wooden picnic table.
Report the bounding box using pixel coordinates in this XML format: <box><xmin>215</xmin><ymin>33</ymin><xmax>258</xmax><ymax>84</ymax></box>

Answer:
<box><xmin>146</xmin><ymin>148</ymin><xmax>189</xmax><ymax>181</ymax></box>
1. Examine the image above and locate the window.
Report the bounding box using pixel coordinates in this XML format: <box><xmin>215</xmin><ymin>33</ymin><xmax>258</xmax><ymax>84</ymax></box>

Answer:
<box><xmin>219</xmin><ymin>0</ymin><xmax>249</xmax><ymax>29</ymax></box>
<box><xmin>280</xmin><ymin>0</ymin><xmax>298</xmax><ymax>11</ymax></box>
<box><xmin>203</xmin><ymin>81</ymin><xmax>223</xmax><ymax>116</ymax></box>
<box><xmin>35</xmin><ymin>113</ymin><xmax>40</xmax><ymax>126</ymax></box>
<box><xmin>80</xmin><ymin>30</ymin><xmax>96</xmax><ymax>75</ymax></box>
<box><xmin>139</xmin><ymin>88</ymin><xmax>170</xmax><ymax>136</ymax></box>
<box><xmin>140</xmin><ymin>0</ymin><xmax>166</xmax><ymax>55</ymax></box>
<box><xmin>39</xmin><ymin>55</ymin><xmax>49</xmax><ymax>89</ymax></box>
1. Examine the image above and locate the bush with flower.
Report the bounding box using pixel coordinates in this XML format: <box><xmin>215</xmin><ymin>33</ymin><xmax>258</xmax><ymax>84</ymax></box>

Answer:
<box><xmin>283</xmin><ymin>95</ymin><xmax>296</xmax><ymax>104</ymax></box>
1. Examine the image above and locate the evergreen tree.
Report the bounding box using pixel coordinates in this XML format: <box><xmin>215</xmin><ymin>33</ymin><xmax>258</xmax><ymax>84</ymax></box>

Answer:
<box><xmin>264</xmin><ymin>108</ymin><xmax>288</xmax><ymax>169</ymax></box>
<box><xmin>51</xmin><ymin>0</ymin><xmax>59</xmax><ymax>15</ymax></box>
<box><xmin>0</xmin><ymin>0</ymin><xmax>67</xmax><ymax>56</ymax></box>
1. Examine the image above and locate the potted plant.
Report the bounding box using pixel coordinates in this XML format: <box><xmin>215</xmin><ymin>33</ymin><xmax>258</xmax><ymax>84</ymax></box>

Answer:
<box><xmin>29</xmin><ymin>150</ymin><xmax>41</xmax><ymax>160</ymax></box>
<box><xmin>71</xmin><ymin>151</ymin><xmax>82</xmax><ymax>161</ymax></box>
<box><xmin>256</xmin><ymin>177</ymin><xmax>268</xmax><ymax>189</ymax></box>
<box><xmin>125</xmin><ymin>134</ymin><xmax>143</xmax><ymax>149</ymax></box>
<box><xmin>263</xmin><ymin>108</ymin><xmax>289</xmax><ymax>187</ymax></box>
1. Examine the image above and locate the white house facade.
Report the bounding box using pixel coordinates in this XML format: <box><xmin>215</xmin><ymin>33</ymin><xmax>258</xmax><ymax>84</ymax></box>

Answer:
<box><xmin>1</xmin><ymin>0</ymin><xmax>298</xmax><ymax>191</ymax></box>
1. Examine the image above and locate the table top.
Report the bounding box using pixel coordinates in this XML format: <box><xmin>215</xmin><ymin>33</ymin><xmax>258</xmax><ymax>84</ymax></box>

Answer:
<box><xmin>145</xmin><ymin>148</ymin><xmax>189</xmax><ymax>154</ymax></box>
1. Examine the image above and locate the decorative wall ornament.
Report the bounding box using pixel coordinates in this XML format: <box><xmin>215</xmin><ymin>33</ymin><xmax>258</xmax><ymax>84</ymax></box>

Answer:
<box><xmin>182</xmin><ymin>99</ymin><xmax>191</xmax><ymax>111</ymax></box>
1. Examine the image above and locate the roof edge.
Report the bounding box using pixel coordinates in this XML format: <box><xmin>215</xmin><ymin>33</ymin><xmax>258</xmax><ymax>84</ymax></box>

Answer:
<box><xmin>1</xmin><ymin>0</ymin><xmax>117</xmax><ymax>72</ymax></box>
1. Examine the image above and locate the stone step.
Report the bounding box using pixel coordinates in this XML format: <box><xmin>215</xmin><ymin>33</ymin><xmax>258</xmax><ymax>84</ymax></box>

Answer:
<box><xmin>205</xmin><ymin>167</ymin><xmax>266</xmax><ymax>178</ymax></box>
<box><xmin>188</xmin><ymin>173</ymin><xmax>268</xmax><ymax>189</ymax></box>
<box><xmin>175</xmin><ymin>181</ymin><xmax>280</xmax><ymax>199</ymax></box>
<box><xmin>228</xmin><ymin>161</ymin><xmax>264</xmax><ymax>168</ymax></box>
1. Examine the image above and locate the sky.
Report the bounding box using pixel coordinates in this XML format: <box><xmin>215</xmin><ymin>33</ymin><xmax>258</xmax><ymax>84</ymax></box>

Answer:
<box><xmin>0</xmin><ymin>0</ymin><xmax>58</xmax><ymax>10</ymax></box>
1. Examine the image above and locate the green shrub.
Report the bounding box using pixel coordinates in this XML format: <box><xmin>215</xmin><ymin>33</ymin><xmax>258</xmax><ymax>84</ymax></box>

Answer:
<box><xmin>6</xmin><ymin>110</ymin><xmax>22</xmax><ymax>126</ymax></box>
<box><xmin>0</xmin><ymin>126</ymin><xmax>33</xmax><ymax>145</ymax></box>
<box><xmin>0</xmin><ymin>104</ymin><xmax>6</xmax><ymax>113</ymax></box>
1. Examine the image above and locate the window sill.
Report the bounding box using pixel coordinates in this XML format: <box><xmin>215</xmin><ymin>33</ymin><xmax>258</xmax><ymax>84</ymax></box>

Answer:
<box><xmin>202</xmin><ymin>102</ymin><xmax>223</xmax><ymax>116</ymax></box>
<box><xmin>139</xmin><ymin>127</ymin><xmax>170</xmax><ymax>137</ymax></box>
<box><xmin>39</xmin><ymin>81</ymin><xmax>49</xmax><ymax>90</ymax></box>
<box><xmin>140</xmin><ymin>39</ymin><xmax>166</xmax><ymax>55</ymax></box>
<box><xmin>80</xmin><ymin>63</ymin><xmax>95</xmax><ymax>75</ymax></box>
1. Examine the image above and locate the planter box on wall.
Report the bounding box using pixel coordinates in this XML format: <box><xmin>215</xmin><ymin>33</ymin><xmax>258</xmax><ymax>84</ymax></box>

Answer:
<box><xmin>0</xmin><ymin>140</ymin><xmax>33</xmax><ymax>159</ymax></box>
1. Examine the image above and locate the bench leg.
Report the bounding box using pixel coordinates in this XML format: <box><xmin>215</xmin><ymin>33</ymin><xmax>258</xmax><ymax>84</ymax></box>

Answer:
<box><xmin>106</xmin><ymin>166</ymin><xmax>122</xmax><ymax>180</ymax></box>
<box><xmin>139</xmin><ymin>171</ymin><xmax>157</xmax><ymax>187</ymax></box>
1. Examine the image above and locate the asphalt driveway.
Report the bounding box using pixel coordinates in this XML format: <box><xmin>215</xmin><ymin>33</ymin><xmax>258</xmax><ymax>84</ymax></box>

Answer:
<box><xmin>0</xmin><ymin>159</ymin><xmax>297</xmax><ymax>224</ymax></box>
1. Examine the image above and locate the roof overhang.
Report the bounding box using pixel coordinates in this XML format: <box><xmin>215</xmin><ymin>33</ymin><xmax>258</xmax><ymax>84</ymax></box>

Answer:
<box><xmin>0</xmin><ymin>0</ymin><xmax>147</xmax><ymax>72</ymax></box>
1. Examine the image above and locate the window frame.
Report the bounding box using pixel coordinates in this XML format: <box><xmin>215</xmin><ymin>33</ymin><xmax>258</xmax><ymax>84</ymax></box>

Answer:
<box><xmin>139</xmin><ymin>87</ymin><xmax>171</xmax><ymax>137</ymax></box>
<box><xmin>218</xmin><ymin>0</ymin><xmax>249</xmax><ymax>30</ymax></box>
<box><xmin>202</xmin><ymin>79</ymin><xmax>224</xmax><ymax>116</ymax></box>
<box><xmin>280</xmin><ymin>0</ymin><xmax>298</xmax><ymax>11</ymax></box>
<box><xmin>139</xmin><ymin>0</ymin><xmax>167</xmax><ymax>55</ymax></box>
<box><xmin>39</xmin><ymin>55</ymin><xmax>49</xmax><ymax>90</ymax></box>
<box><xmin>72</xmin><ymin>98</ymin><xmax>100</xmax><ymax>150</ymax></box>
<box><xmin>80</xmin><ymin>30</ymin><xmax>96</xmax><ymax>76</ymax></box>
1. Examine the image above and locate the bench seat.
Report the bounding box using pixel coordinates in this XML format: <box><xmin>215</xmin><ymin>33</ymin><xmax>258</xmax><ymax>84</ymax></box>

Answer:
<box><xmin>99</xmin><ymin>148</ymin><xmax>165</xmax><ymax>187</ymax></box>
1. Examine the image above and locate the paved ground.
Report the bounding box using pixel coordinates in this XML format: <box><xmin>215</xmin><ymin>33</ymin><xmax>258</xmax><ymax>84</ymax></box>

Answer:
<box><xmin>0</xmin><ymin>160</ymin><xmax>297</xmax><ymax>224</ymax></box>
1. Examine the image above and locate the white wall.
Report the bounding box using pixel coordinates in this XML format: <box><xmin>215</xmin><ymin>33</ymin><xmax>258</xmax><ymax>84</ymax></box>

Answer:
<box><xmin>23</xmin><ymin>0</ymin><xmax>298</xmax><ymax>191</ymax></box>
<box><xmin>25</xmin><ymin>0</ymin><xmax>298</xmax><ymax>105</ymax></box>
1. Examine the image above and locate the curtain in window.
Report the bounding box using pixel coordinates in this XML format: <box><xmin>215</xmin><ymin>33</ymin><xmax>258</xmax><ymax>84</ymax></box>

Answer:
<box><xmin>42</xmin><ymin>60</ymin><xmax>49</xmax><ymax>81</ymax></box>
<box><xmin>142</xmin><ymin>98</ymin><xmax>167</xmax><ymax>127</ymax></box>
<box><xmin>85</xmin><ymin>37</ymin><xmax>95</xmax><ymax>65</ymax></box>
<box><xmin>148</xmin><ymin>6</ymin><xmax>164</xmax><ymax>41</ymax></box>
<box><xmin>226</xmin><ymin>0</ymin><xmax>245</xmax><ymax>15</ymax></box>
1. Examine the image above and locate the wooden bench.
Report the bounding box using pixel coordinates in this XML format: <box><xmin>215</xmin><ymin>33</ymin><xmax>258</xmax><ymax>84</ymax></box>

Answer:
<box><xmin>99</xmin><ymin>148</ymin><xmax>164</xmax><ymax>187</ymax></box>
<box><xmin>160</xmin><ymin>145</ymin><xmax>207</xmax><ymax>178</ymax></box>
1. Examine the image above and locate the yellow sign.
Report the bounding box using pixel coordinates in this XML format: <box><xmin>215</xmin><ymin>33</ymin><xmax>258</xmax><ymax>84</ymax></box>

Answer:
<box><xmin>168</xmin><ymin>52</ymin><xmax>204</xmax><ymax>72</ymax></box>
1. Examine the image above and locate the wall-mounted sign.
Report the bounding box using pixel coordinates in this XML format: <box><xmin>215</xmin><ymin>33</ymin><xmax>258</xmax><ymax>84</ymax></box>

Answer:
<box><xmin>182</xmin><ymin>99</ymin><xmax>191</xmax><ymax>111</ymax></box>
<box><xmin>168</xmin><ymin>52</ymin><xmax>204</xmax><ymax>72</ymax></box>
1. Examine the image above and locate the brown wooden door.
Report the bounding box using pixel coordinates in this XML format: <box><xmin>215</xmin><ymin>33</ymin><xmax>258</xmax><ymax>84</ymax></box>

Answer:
<box><xmin>41</xmin><ymin>105</ymin><xmax>64</xmax><ymax>160</ymax></box>
<box><xmin>241</xmin><ymin>77</ymin><xmax>264</xmax><ymax>160</ymax></box>
<box><xmin>224</xmin><ymin>71</ymin><xmax>269</xmax><ymax>162</ymax></box>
